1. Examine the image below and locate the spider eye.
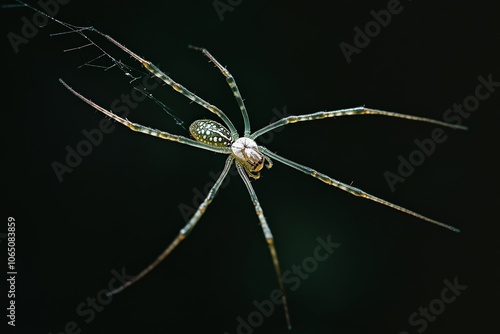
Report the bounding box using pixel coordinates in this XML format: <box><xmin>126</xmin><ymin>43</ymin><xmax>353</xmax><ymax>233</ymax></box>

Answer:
<box><xmin>189</xmin><ymin>119</ymin><xmax>232</xmax><ymax>147</ymax></box>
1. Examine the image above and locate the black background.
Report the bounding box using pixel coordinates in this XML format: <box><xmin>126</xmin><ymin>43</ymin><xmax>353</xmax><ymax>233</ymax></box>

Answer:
<box><xmin>2</xmin><ymin>1</ymin><xmax>499</xmax><ymax>333</ymax></box>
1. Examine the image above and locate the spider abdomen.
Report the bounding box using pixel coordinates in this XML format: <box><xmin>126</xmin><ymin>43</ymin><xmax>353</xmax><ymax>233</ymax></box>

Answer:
<box><xmin>189</xmin><ymin>119</ymin><xmax>232</xmax><ymax>147</ymax></box>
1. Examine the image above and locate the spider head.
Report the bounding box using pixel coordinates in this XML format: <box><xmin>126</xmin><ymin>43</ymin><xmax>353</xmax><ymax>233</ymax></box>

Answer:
<box><xmin>231</xmin><ymin>137</ymin><xmax>268</xmax><ymax>177</ymax></box>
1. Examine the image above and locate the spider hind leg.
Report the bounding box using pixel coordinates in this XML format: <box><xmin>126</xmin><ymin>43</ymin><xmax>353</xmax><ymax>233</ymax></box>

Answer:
<box><xmin>236</xmin><ymin>162</ymin><xmax>292</xmax><ymax>329</ymax></box>
<box><xmin>106</xmin><ymin>156</ymin><xmax>235</xmax><ymax>296</ymax></box>
<box><xmin>259</xmin><ymin>146</ymin><xmax>461</xmax><ymax>232</ymax></box>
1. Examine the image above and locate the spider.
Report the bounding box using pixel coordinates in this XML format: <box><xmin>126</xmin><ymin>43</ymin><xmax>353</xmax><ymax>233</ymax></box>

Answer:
<box><xmin>18</xmin><ymin>1</ymin><xmax>467</xmax><ymax>329</ymax></box>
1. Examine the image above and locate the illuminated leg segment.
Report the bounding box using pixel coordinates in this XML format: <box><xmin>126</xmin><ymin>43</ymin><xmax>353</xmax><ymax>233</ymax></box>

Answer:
<box><xmin>16</xmin><ymin>1</ymin><xmax>239</xmax><ymax>139</ymax></box>
<box><xmin>259</xmin><ymin>146</ymin><xmax>460</xmax><ymax>233</ymax></box>
<box><xmin>60</xmin><ymin>79</ymin><xmax>231</xmax><ymax>154</ymax></box>
<box><xmin>251</xmin><ymin>106</ymin><xmax>468</xmax><ymax>139</ymax></box>
<box><xmin>189</xmin><ymin>45</ymin><xmax>251</xmax><ymax>136</ymax></box>
<box><xmin>236</xmin><ymin>163</ymin><xmax>292</xmax><ymax>329</ymax></box>
<box><xmin>107</xmin><ymin>156</ymin><xmax>235</xmax><ymax>296</ymax></box>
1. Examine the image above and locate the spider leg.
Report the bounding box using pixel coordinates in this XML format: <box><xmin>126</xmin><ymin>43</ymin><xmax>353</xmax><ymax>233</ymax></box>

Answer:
<box><xmin>259</xmin><ymin>146</ymin><xmax>460</xmax><ymax>233</ymax></box>
<box><xmin>188</xmin><ymin>45</ymin><xmax>251</xmax><ymax>137</ymax></box>
<box><xmin>107</xmin><ymin>156</ymin><xmax>235</xmax><ymax>296</ymax></box>
<box><xmin>236</xmin><ymin>162</ymin><xmax>292</xmax><ymax>330</ymax></box>
<box><xmin>15</xmin><ymin>1</ymin><xmax>239</xmax><ymax>140</ymax></box>
<box><xmin>251</xmin><ymin>106</ymin><xmax>468</xmax><ymax>139</ymax></box>
<box><xmin>91</xmin><ymin>34</ymin><xmax>240</xmax><ymax>140</ymax></box>
<box><xmin>60</xmin><ymin>79</ymin><xmax>231</xmax><ymax>154</ymax></box>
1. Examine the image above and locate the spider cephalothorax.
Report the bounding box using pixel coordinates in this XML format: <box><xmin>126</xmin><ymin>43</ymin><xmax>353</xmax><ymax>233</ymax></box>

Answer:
<box><xmin>230</xmin><ymin>137</ymin><xmax>272</xmax><ymax>179</ymax></box>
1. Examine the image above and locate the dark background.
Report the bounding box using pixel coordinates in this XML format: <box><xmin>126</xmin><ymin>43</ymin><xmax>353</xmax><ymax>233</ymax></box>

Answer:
<box><xmin>2</xmin><ymin>1</ymin><xmax>498</xmax><ymax>333</ymax></box>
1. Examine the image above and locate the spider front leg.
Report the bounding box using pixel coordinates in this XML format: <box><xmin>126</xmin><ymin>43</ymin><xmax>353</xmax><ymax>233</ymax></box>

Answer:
<box><xmin>236</xmin><ymin>163</ymin><xmax>292</xmax><ymax>330</ymax></box>
<box><xmin>189</xmin><ymin>45</ymin><xmax>251</xmax><ymax>137</ymax></box>
<box><xmin>259</xmin><ymin>147</ymin><xmax>461</xmax><ymax>233</ymax></box>
<box><xmin>107</xmin><ymin>156</ymin><xmax>235</xmax><ymax>296</ymax></box>
<box><xmin>251</xmin><ymin>106</ymin><xmax>468</xmax><ymax>139</ymax></box>
<box><xmin>16</xmin><ymin>2</ymin><xmax>239</xmax><ymax>137</ymax></box>
<box><xmin>59</xmin><ymin>79</ymin><xmax>231</xmax><ymax>154</ymax></box>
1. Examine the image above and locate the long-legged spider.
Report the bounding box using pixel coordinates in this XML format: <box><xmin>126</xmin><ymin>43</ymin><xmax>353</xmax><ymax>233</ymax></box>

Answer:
<box><xmin>18</xmin><ymin>1</ymin><xmax>467</xmax><ymax>329</ymax></box>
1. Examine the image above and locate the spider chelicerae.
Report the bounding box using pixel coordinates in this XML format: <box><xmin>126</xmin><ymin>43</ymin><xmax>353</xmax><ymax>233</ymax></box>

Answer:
<box><xmin>20</xmin><ymin>1</ymin><xmax>467</xmax><ymax>329</ymax></box>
